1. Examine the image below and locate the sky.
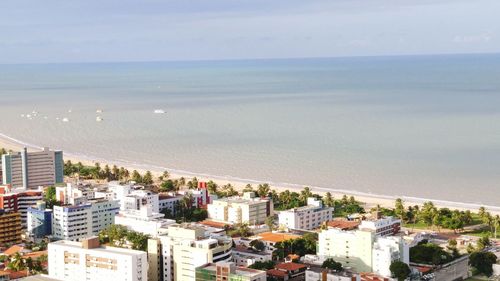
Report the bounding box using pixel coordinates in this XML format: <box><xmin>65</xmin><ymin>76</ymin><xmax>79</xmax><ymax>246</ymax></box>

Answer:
<box><xmin>0</xmin><ymin>0</ymin><xmax>499</xmax><ymax>64</ymax></box>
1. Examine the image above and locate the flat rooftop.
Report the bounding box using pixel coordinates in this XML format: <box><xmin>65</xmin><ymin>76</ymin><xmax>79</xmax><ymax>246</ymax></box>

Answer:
<box><xmin>198</xmin><ymin>263</ymin><xmax>264</xmax><ymax>278</ymax></box>
<box><xmin>251</xmin><ymin>232</ymin><xmax>301</xmax><ymax>243</ymax></box>
<box><xmin>50</xmin><ymin>240</ymin><xmax>145</xmax><ymax>256</ymax></box>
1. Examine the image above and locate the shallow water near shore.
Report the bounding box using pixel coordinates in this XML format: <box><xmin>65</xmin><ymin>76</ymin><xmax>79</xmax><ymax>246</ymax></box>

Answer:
<box><xmin>0</xmin><ymin>54</ymin><xmax>499</xmax><ymax>206</ymax></box>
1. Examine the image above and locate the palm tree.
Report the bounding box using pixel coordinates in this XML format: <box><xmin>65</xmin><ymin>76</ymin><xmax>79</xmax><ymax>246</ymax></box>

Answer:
<box><xmin>162</xmin><ymin>170</ymin><xmax>170</xmax><ymax>180</ymax></box>
<box><xmin>257</xmin><ymin>183</ymin><xmax>270</xmax><ymax>197</ymax></box>
<box><xmin>493</xmin><ymin>215</ymin><xmax>500</xmax><ymax>239</ymax></box>
<box><xmin>300</xmin><ymin>187</ymin><xmax>313</xmax><ymax>204</ymax></box>
<box><xmin>178</xmin><ymin>177</ymin><xmax>186</xmax><ymax>189</ymax></box>
<box><xmin>323</xmin><ymin>192</ymin><xmax>334</xmax><ymax>207</ymax></box>
<box><xmin>7</xmin><ymin>252</ymin><xmax>25</xmax><ymax>271</ymax></box>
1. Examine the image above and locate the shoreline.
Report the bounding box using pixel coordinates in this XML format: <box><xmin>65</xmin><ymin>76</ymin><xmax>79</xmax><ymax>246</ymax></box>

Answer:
<box><xmin>0</xmin><ymin>132</ymin><xmax>498</xmax><ymax>214</ymax></box>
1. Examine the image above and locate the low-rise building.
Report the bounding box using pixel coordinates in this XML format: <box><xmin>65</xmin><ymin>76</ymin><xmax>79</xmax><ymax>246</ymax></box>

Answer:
<box><xmin>267</xmin><ymin>262</ymin><xmax>307</xmax><ymax>281</ymax></box>
<box><xmin>115</xmin><ymin>204</ymin><xmax>175</xmax><ymax>237</ymax></box>
<box><xmin>27</xmin><ymin>201</ymin><xmax>53</xmax><ymax>239</ymax></box>
<box><xmin>52</xmin><ymin>198</ymin><xmax>119</xmax><ymax>241</ymax></box>
<box><xmin>0</xmin><ymin>210</ymin><xmax>22</xmax><ymax>246</ymax></box>
<box><xmin>207</xmin><ymin>192</ymin><xmax>273</xmax><ymax>225</ymax></box>
<box><xmin>196</xmin><ymin>262</ymin><xmax>266</xmax><ymax>281</ymax></box>
<box><xmin>48</xmin><ymin>237</ymin><xmax>148</xmax><ymax>281</ymax></box>
<box><xmin>306</xmin><ymin>267</ymin><xmax>361</xmax><ymax>281</ymax></box>
<box><xmin>358</xmin><ymin>214</ymin><xmax>401</xmax><ymax>237</ymax></box>
<box><xmin>244</xmin><ymin>232</ymin><xmax>302</xmax><ymax>252</ymax></box>
<box><xmin>278</xmin><ymin>197</ymin><xmax>334</xmax><ymax>230</ymax></box>
<box><xmin>233</xmin><ymin>245</ymin><xmax>273</xmax><ymax>267</ymax></box>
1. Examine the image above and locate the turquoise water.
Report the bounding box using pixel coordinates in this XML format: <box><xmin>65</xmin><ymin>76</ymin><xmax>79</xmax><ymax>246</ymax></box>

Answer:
<box><xmin>0</xmin><ymin>54</ymin><xmax>499</xmax><ymax>206</ymax></box>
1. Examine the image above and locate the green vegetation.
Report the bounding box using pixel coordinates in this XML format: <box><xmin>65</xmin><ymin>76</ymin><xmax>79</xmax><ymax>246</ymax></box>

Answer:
<box><xmin>273</xmin><ymin>232</ymin><xmax>317</xmax><ymax>259</ymax></box>
<box><xmin>322</xmin><ymin>258</ymin><xmax>343</xmax><ymax>272</ymax></box>
<box><xmin>5</xmin><ymin>252</ymin><xmax>45</xmax><ymax>274</ymax></box>
<box><xmin>410</xmin><ymin>240</ymin><xmax>455</xmax><ymax>265</ymax></box>
<box><xmin>227</xmin><ymin>223</ymin><xmax>253</xmax><ymax>237</ymax></box>
<box><xmin>161</xmin><ymin>193</ymin><xmax>208</xmax><ymax>223</ymax></box>
<box><xmin>469</xmin><ymin>251</ymin><xmax>497</xmax><ymax>277</ymax></box>
<box><xmin>390</xmin><ymin>261</ymin><xmax>411</xmax><ymax>281</ymax></box>
<box><xmin>249</xmin><ymin>240</ymin><xmax>266</xmax><ymax>252</ymax></box>
<box><xmin>43</xmin><ymin>186</ymin><xmax>60</xmax><ymax>209</ymax></box>
<box><xmin>98</xmin><ymin>224</ymin><xmax>150</xmax><ymax>251</ymax></box>
<box><xmin>248</xmin><ymin>260</ymin><xmax>275</xmax><ymax>270</ymax></box>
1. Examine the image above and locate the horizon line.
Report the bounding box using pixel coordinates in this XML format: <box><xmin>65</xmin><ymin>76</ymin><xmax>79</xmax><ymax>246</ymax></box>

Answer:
<box><xmin>1</xmin><ymin>51</ymin><xmax>499</xmax><ymax>66</ymax></box>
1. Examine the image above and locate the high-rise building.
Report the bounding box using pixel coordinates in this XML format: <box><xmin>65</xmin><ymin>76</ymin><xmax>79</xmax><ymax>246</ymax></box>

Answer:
<box><xmin>317</xmin><ymin>228</ymin><xmax>409</xmax><ymax>277</ymax></box>
<box><xmin>1</xmin><ymin>147</ymin><xmax>64</xmax><ymax>189</ymax></box>
<box><xmin>195</xmin><ymin>262</ymin><xmax>266</xmax><ymax>281</ymax></box>
<box><xmin>52</xmin><ymin>198</ymin><xmax>119</xmax><ymax>241</ymax></box>
<box><xmin>278</xmin><ymin>197</ymin><xmax>334</xmax><ymax>230</ymax></box>
<box><xmin>207</xmin><ymin>192</ymin><xmax>273</xmax><ymax>225</ymax></box>
<box><xmin>148</xmin><ymin>223</ymin><xmax>233</xmax><ymax>281</ymax></box>
<box><xmin>0</xmin><ymin>185</ymin><xmax>43</xmax><ymax>227</ymax></box>
<box><xmin>27</xmin><ymin>201</ymin><xmax>53</xmax><ymax>239</ymax></box>
<box><xmin>48</xmin><ymin>237</ymin><xmax>147</xmax><ymax>281</ymax></box>
<box><xmin>0</xmin><ymin>210</ymin><xmax>22</xmax><ymax>246</ymax></box>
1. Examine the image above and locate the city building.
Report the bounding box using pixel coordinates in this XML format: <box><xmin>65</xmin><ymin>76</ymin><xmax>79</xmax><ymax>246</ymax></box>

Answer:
<box><xmin>207</xmin><ymin>192</ymin><xmax>273</xmax><ymax>225</ymax></box>
<box><xmin>48</xmin><ymin>237</ymin><xmax>147</xmax><ymax>281</ymax></box>
<box><xmin>98</xmin><ymin>182</ymin><xmax>160</xmax><ymax>213</ymax></box>
<box><xmin>158</xmin><ymin>184</ymin><xmax>215</xmax><ymax>215</ymax></box>
<box><xmin>27</xmin><ymin>201</ymin><xmax>53</xmax><ymax>239</ymax></box>
<box><xmin>0</xmin><ymin>147</ymin><xmax>63</xmax><ymax>189</ymax></box>
<box><xmin>196</xmin><ymin>262</ymin><xmax>266</xmax><ymax>281</ymax></box>
<box><xmin>115</xmin><ymin>204</ymin><xmax>176</xmax><ymax>237</ymax></box>
<box><xmin>0</xmin><ymin>185</ymin><xmax>43</xmax><ymax>227</ymax></box>
<box><xmin>232</xmin><ymin>245</ymin><xmax>273</xmax><ymax>267</ymax></box>
<box><xmin>317</xmin><ymin>228</ymin><xmax>409</xmax><ymax>277</ymax></box>
<box><xmin>243</xmin><ymin>232</ymin><xmax>301</xmax><ymax>252</ymax></box>
<box><xmin>0</xmin><ymin>210</ymin><xmax>22</xmax><ymax>246</ymax></box>
<box><xmin>148</xmin><ymin>223</ymin><xmax>233</xmax><ymax>281</ymax></box>
<box><xmin>358</xmin><ymin>214</ymin><xmax>401</xmax><ymax>237</ymax></box>
<box><xmin>52</xmin><ymin>198</ymin><xmax>119</xmax><ymax>241</ymax></box>
<box><xmin>55</xmin><ymin>183</ymin><xmax>95</xmax><ymax>205</ymax></box>
<box><xmin>278</xmin><ymin>197</ymin><xmax>334</xmax><ymax>230</ymax></box>
<box><xmin>305</xmin><ymin>267</ymin><xmax>361</xmax><ymax>281</ymax></box>
<box><xmin>267</xmin><ymin>263</ymin><xmax>307</xmax><ymax>281</ymax></box>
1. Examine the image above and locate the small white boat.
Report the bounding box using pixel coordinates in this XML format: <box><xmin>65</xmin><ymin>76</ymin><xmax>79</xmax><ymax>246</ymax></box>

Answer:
<box><xmin>26</xmin><ymin>114</ymin><xmax>32</xmax><ymax>118</ymax></box>
<box><xmin>68</xmin><ymin>109</ymin><xmax>72</xmax><ymax>113</ymax></box>
<box><xmin>96</xmin><ymin>109</ymin><xmax>103</xmax><ymax>113</ymax></box>
<box><xmin>96</xmin><ymin>116</ymin><xmax>103</xmax><ymax>122</ymax></box>
<box><xmin>154</xmin><ymin>109</ymin><xmax>166</xmax><ymax>114</ymax></box>
<box><xmin>62</xmin><ymin>117</ymin><xmax>70</xmax><ymax>122</ymax></box>
<box><xmin>21</xmin><ymin>114</ymin><xmax>25</xmax><ymax>118</ymax></box>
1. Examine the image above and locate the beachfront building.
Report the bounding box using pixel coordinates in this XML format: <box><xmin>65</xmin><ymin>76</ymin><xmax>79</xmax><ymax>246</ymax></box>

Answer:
<box><xmin>0</xmin><ymin>147</ymin><xmax>64</xmax><ymax>189</ymax></box>
<box><xmin>207</xmin><ymin>192</ymin><xmax>273</xmax><ymax>225</ymax></box>
<box><xmin>0</xmin><ymin>210</ymin><xmax>22</xmax><ymax>246</ymax></box>
<box><xmin>115</xmin><ymin>204</ymin><xmax>176</xmax><ymax>237</ymax></box>
<box><xmin>358</xmin><ymin>214</ymin><xmax>401</xmax><ymax>237</ymax></box>
<box><xmin>99</xmin><ymin>181</ymin><xmax>160</xmax><ymax>213</ymax></box>
<box><xmin>148</xmin><ymin>223</ymin><xmax>233</xmax><ymax>281</ymax></box>
<box><xmin>240</xmin><ymin>232</ymin><xmax>302</xmax><ymax>252</ymax></box>
<box><xmin>317</xmin><ymin>228</ymin><xmax>409</xmax><ymax>277</ymax></box>
<box><xmin>278</xmin><ymin>197</ymin><xmax>334</xmax><ymax>230</ymax></box>
<box><xmin>196</xmin><ymin>262</ymin><xmax>266</xmax><ymax>281</ymax></box>
<box><xmin>27</xmin><ymin>201</ymin><xmax>53</xmax><ymax>239</ymax></box>
<box><xmin>48</xmin><ymin>237</ymin><xmax>147</xmax><ymax>281</ymax></box>
<box><xmin>0</xmin><ymin>185</ymin><xmax>43</xmax><ymax>227</ymax></box>
<box><xmin>52</xmin><ymin>198</ymin><xmax>119</xmax><ymax>241</ymax></box>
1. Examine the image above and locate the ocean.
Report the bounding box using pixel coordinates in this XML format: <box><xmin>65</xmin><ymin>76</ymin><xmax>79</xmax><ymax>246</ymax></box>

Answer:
<box><xmin>0</xmin><ymin>54</ymin><xmax>499</xmax><ymax>206</ymax></box>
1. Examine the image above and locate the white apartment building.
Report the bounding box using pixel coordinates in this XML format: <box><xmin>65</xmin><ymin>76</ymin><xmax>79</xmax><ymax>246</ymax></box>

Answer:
<box><xmin>196</xmin><ymin>262</ymin><xmax>267</xmax><ymax>281</ymax></box>
<box><xmin>102</xmin><ymin>182</ymin><xmax>160</xmax><ymax>213</ymax></box>
<box><xmin>305</xmin><ymin>267</ymin><xmax>361</xmax><ymax>281</ymax></box>
<box><xmin>207</xmin><ymin>192</ymin><xmax>273</xmax><ymax>225</ymax></box>
<box><xmin>56</xmin><ymin>183</ymin><xmax>95</xmax><ymax>205</ymax></box>
<box><xmin>232</xmin><ymin>245</ymin><xmax>273</xmax><ymax>267</ymax></box>
<box><xmin>52</xmin><ymin>198</ymin><xmax>119</xmax><ymax>241</ymax></box>
<box><xmin>317</xmin><ymin>228</ymin><xmax>408</xmax><ymax>277</ymax></box>
<box><xmin>148</xmin><ymin>223</ymin><xmax>233</xmax><ymax>281</ymax></box>
<box><xmin>278</xmin><ymin>197</ymin><xmax>334</xmax><ymax>230</ymax></box>
<box><xmin>48</xmin><ymin>237</ymin><xmax>147</xmax><ymax>281</ymax></box>
<box><xmin>115</xmin><ymin>204</ymin><xmax>176</xmax><ymax>237</ymax></box>
<box><xmin>359</xmin><ymin>216</ymin><xmax>401</xmax><ymax>237</ymax></box>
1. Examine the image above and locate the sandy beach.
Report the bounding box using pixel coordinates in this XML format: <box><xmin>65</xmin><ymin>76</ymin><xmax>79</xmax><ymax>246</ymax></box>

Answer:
<box><xmin>0</xmin><ymin>133</ymin><xmax>498</xmax><ymax>215</ymax></box>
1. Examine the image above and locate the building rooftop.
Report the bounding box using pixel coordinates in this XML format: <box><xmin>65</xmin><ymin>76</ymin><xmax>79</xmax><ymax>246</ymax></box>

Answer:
<box><xmin>275</xmin><ymin>262</ymin><xmax>307</xmax><ymax>271</ymax></box>
<box><xmin>198</xmin><ymin>263</ymin><xmax>265</xmax><ymax>278</ymax></box>
<box><xmin>50</xmin><ymin>239</ymin><xmax>146</xmax><ymax>257</ymax></box>
<box><xmin>251</xmin><ymin>232</ymin><xmax>301</xmax><ymax>243</ymax></box>
<box><xmin>267</xmin><ymin>269</ymin><xmax>288</xmax><ymax>278</ymax></box>
<box><xmin>326</xmin><ymin>220</ymin><xmax>360</xmax><ymax>230</ymax></box>
<box><xmin>233</xmin><ymin>245</ymin><xmax>271</xmax><ymax>256</ymax></box>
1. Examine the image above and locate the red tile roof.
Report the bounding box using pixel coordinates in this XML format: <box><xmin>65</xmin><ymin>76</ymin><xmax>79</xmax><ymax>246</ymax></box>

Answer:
<box><xmin>267</xmin><ymin>269</ymin><xmax>288</xmax><ymax>277</ymax></box>
<box><xmin>2</xmin><ymin>245</ymin><xmax>24</xmax><ymax>256</ymax></box>
<box><xmin>275</xmin><ymin>262</ymin><xmax>307</xmax><ymax>271</ymax></box>
<box><xmin>326</xmin><ymin>220</ymin><xmax>360</xmax><ymax>230</ymax></box>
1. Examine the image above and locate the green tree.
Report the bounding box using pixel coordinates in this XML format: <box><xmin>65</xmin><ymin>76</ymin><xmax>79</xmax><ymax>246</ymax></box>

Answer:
<box><xmin>477</xmin><ymin>235</ymin><xmax>491</xmax><ymax>251</ymax></box>
<box><xmin>395</xmin><ymin>198</ymin><xmax>405</xmax><ymax>222</ymax></box>
<box><xmin>390</xmin><ymin>261</ymin><xmax>411</xmax><ymax>281</ymax></box>
<box><xmin>248</xmin><ymin>261</ymin><xmax>275</xmax><ymax>270</ymax></box>
<box><xmin>265</xmin><ymin>215</ymin><xmax>275</xmax><ymax>231</ymax></box>
<box><xmin>300</xmin><ymin>187</ymin><xmax>313</xmax><ymax>204</ymax></box>
<box><xmin>469</xmin><ymin>251</ymin><xmax>497</xmax><ymax>277</ymax></box>
<box><xmin>242</xmin><ymin>184</ymin><xmax>254</xmax><ymax>193</ymax></box>
<box><xmin>323</xmin><ymin>192</ymin><xmax>334</xmax><ymax>207</ymax></box>
<box><xmin>322</xmin><ymin>258</ymin><xmax>343</xmax><ymax>272</ymax></box>
<box><xmin>7</xmin><ymin>252</ymin><xmax>26</xmax><ymax>271</ymax></box>
<box><xmin>257</xmin><ymin>183</ymin><xmax>270</xmax><ymax>197</ymax></box>
<box><xmin>249</xmin><ymin>240</ymin><xmax>266</xmax><ymax>252</ymax></box>
<box><xmin>131</xmin><ymin>170</ymin><xmax>142</xmax><ymax>183</ymax></box>
<box><xmin>160</xmin><ymin>180</ymin><xmax>175</xmax><ymax>192</ymax></box>
<box><xmin>142</xmin><ymin>171</ymin><xmax>153</xmax><ymax>185</ymax></box>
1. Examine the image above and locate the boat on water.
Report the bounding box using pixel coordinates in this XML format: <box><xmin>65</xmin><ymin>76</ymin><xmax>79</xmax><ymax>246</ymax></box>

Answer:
<box><xmin>62</xmin><ymin>117</ymin><xmax>70</xmax><ymax>122</ymax></box>
<box><xmin>96</xmin><ymin>109</ymin><xmax>103</xmax><ymax>113</ymax></box>
<box><xmin>96</xmin><ymin>116</ymin><xmax>104</xmax><ymax>122</ymax></box>
<box><xmin>154</xmin><ymin>109</ymin><xmax>166</xmax><ymax>114</ymax></box>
